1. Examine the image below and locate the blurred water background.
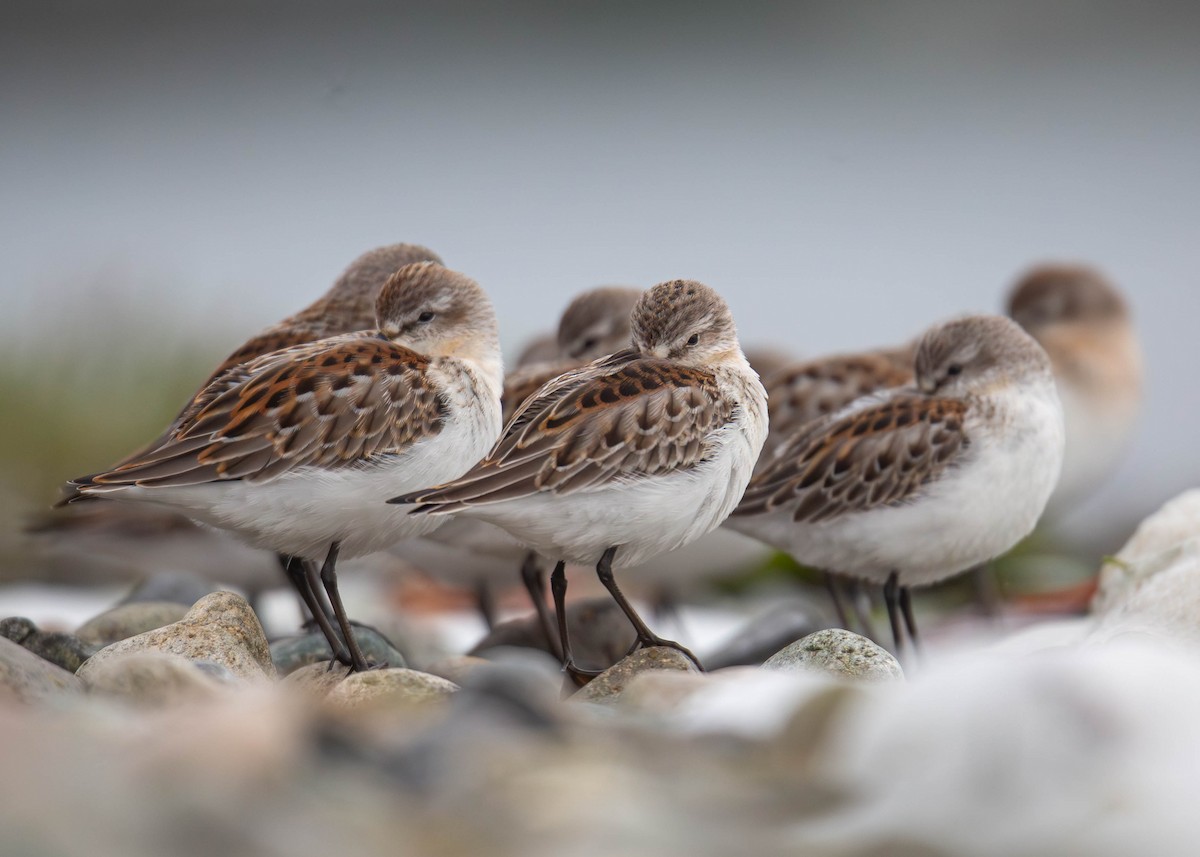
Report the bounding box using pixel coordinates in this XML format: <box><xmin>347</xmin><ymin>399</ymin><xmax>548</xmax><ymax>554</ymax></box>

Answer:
<box><xmin>2</xmin><ymin>0</ymin><xmax>1198</xmax><ymax>559</ymax></box>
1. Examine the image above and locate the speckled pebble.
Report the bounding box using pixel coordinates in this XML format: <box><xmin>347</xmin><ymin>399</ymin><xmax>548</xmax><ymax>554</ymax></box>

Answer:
<box><xmin>763</xmin><ymin>629</ymin><xmax>903</xmax><ymax>682</ymax></box>
<box><xmin>571</xmin><ymin>647</ymin><xmax>699</xmax><ymax>706</ymax></box>
<box><xmin>77</xmin><ymin>591</ymin><xmax>275</xmax><ymax>682</ymax></box>
<box><xmin>323</xmin><ymin>668</ymin><xmax>459</xmax><ymax>710</ymax></box>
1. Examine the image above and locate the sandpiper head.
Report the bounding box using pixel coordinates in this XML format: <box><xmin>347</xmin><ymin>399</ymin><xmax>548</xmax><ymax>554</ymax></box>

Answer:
<box><xmin>631</xmin><ymin>280</ymin><xmax>740</xmax><ymax>367</ymax></box>
<box><xmin>1007</xmin><ymin>263</ymin><xmax>1128</xmax><ymax>332</ymax></box>
<box><xmin>556</xmin><ymin>286</ymin><xmax>643</xmax><ymax>361</ymax></box>
<box><xmin>514</xmin><ymin>332</ymin><xmax>560</xmax><ymax>368</ymax></box>
<box><xmin>376</xmin><ymin>262</ymin><xmax>499</xmax><ymax>359</ymax></box>
<box><xmin>299</xmin><ymin>242</ymin><xmax>443</xmax><ymax>325</ymax></box>
<box><xmin>914</xmin><ymin>314</ymin><xmax>1052</xmax><ymax>396</ymax></box>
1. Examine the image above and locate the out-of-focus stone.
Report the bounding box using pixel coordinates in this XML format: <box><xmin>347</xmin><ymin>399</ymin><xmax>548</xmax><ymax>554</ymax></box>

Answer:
<box><xmin>324</xmin><ymin>668</ymin><xmax>459</xmax><ymax>710</ymax></box>
<box><xmin>618</xmin><ymin>669</ymin><xmax>712</xmax><ymax>715</ymax></box>
<box><xmin>704</xmin><ymin>597</ymin><xmax>835</xmax><ymax>669</ymax></box>
<box><xmin>120</xmin><ymin>570</ymin><xmax>219</xmax><ymax>607</ymax></box>
<box><xmin>75</xmin><ymin>601</ymin><xmax>189</xmax><ymax>648</ymax></box>
<box><xmin>0</xmin><ymin>616</ymin><xmax>97</xmax><ymax>673</ymax></box>
<box><xmin>281</xmin><ymin>661</ymin><xmax>353</xmax><ymax>699</ymax></box>
<box><xmin>1093</xmin><ymin>490</ymin><xmax>1200</xmax><ymax>613</ymax></box>
<box><xmin>571</xmin><ymin>647</ymin><xmax>699</xmax><ymax>706</ymax></box>
<box><xmin>77</xmin><ymin>591</ymin><xmax>275</xmax><ymax>682</ymax></box>
<box><xmin>0</xmin><ymin>636</ymin><xmax>84</xmax><ymax>704</ymax></box>
<box><xmin>81</xmin><ymin>651</ymin><xmax>228</xmax><ymax>706</ymax></box>
<box><xmin>763</xmin><ymin>629</ymin><xmax>903</xmax><ymax>682</ymax></box>
<box><xmin>470</xmin><ymin>597</ymin><xmax>636</xmax><ymax>673</ymax></box>
<box><xmin>1092</xmin><ymin>491</ymin><xmax>1200</xmax><ymax>642</ymax></box>
<box><xmin>270</xmin><ymin>626</ymin><xmax>407</xmax><ymax>676</ymax></box>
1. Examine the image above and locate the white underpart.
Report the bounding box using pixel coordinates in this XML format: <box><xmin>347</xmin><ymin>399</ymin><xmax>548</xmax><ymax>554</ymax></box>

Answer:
<box><xmin>728</xmin><ymin>378</ymin><xmax>1065</xmax><ymax>588</ymax></box>
<box><xmin>92</xmin><ymin>357</ymin><xmax>504</xmax><ymax>561</ymax></box>
<box><xmin>447</xmin><ymin>359</ymin><xmax>769</xmax><ymax>570</ymax></box>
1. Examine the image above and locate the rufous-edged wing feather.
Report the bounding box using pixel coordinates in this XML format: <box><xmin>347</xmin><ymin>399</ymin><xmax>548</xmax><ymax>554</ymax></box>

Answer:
<box><xmin>78</xmin><ymin>334</ymin><xmax>447</xmax><ymax>490</ymax></box>
<box><xmin>395</xmin><ymin>351</ymin><xmax>734</xmax><ymax>510</ymax></box>
<box><xmin>735</xmin><ymin>393</ymin><xmax>970</xmax><ymax>523</ymax></box>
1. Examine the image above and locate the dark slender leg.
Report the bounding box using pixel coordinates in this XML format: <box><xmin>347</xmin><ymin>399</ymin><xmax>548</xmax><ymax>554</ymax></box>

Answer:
<box><xmin>824</xmin><ymin>572</ymin><xmax>851</xmax><ymax>630</ymax></box>
<box><xmin>595</xmin><ymin>547</ymin><xmax>704</xmax><ymax>671</ymax></box>
<box><xmin>279</xmin><ymin>554</ymin><xmax>351</xmax><ymax>665</ymax></box>
<box><xmin>849</xmin><ymin>580</ymin><xmax>877</xmax><ymax>641</ymax></box>
<box><xmin>474</xmin><ymin>578</ymin><xmax>498</xmax><ymax>630</ymax></box>
<box><xmin>318</xmin><ymin>542</ymin><xmax>371</xmax><ymax>672</ymax></box>
<box><xmin>521</xmin><ymin>552</ymin><xmax>562</xmax><ymax>659</ymax></box>
<box><xmin>550</xmin><ymin>560</ymin><xmax>601</xmax><ymax>685</ymax></box>
<box><xmin>899</xmin><ymin>585</ymin><xmax>921</xmax><ymax>656</ymax></box>
<box><xmin>883</xmin><ymin>571</ymin><xmax>904</xmax><ymax>658</ymax></box>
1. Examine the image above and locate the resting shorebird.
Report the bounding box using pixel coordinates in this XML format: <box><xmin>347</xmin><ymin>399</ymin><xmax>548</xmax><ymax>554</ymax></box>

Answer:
<box><xmin>394</xmin><ymin>279</ymin><xmax>768</xmax><ymax>678</ymax></box>
<box><xmin>405</xmin><ymin>286</ymin><xmax>644</xmax><ymax>641</ymax></box>
<box><xmin>64</xmin><ymin>262</ymin><xmax>503</xmax><ymax>671</ymax></box>
<box><xmin>1006</xmin><ymin>263</ymin><xmax>1142</xmax><ymax>520</ymax></box>
<box><xmin>43</xmin><ymin>242</ymin><xmax>443</xmax><ymax>619</ymax></box>
<box><xmin>727</xmin><ymin>315</ymin><xmax>1064</xmax><ymax>656</ymax></box>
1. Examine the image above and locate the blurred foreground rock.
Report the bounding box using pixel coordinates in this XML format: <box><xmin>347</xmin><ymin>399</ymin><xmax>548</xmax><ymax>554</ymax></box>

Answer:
<box><xmin>324</xmin><ymin>668</ymin><xmax>459</xmax><ymax>711</ymax></box>
<box><xmin>77</xmin><ymin>591</ymin><xmax>275</xmax><ymax>682</ymax></box>
<box><xmin>81</xmin><ymin>651</ymin><xmax>233</xmax><ymax>706</ymax></box>
<box><xmin>0</xmin><ymin>635</ymin><xmax>83</xmax><ymax>703</ymax></box>
<box><xmin>1092</xmin><ymin>489</ymin><xmax>1200</xmax><ymax>643</ymax></box>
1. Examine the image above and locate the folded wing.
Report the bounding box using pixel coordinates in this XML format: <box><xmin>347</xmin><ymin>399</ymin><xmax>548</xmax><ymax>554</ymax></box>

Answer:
<box><xmin>397</xmin><ymin>352</ymin><xmax>734</xmax><ymax>510</ymax></box>
<box><xmin>735</xmin><ymin>394</ymin><xmax>969</xmax><ymax>523</ymax></box>
<box><xmin>73</xmin><ymin>334</ymin><xmax>446</xmax><ymax>491</ymax></box>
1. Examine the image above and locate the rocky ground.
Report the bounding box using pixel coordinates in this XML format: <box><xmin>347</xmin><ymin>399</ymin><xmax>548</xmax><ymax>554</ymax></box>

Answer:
<box><xmin>3</xmin><ymin>491</ymin><xmax>1200</xmax><ymax>857</ymax></box>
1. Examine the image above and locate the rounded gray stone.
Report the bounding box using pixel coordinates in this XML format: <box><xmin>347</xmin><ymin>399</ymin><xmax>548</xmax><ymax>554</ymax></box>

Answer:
<box><xmin>0</xmin><ymin>616</ymin><xmax>97</xmax><ymax>673</ymax></box>
<box><xmin>270</xmin><ymin>626</ymin><xmax>407</xmax><ymax>676</ymax></box>
<box><xmin>75</xmin><ymin>601</ymin><xmax>189</xmax><ymax>647</ymax></box>
<box><xmin>77</xmin><ymin>591</ymin><xmax>275</xmax><ymax>682</ymax></box>
<box><xmin>762</xmin><ymin>629</ymin><xmax>903</xmax><ymax>682</ymax></box>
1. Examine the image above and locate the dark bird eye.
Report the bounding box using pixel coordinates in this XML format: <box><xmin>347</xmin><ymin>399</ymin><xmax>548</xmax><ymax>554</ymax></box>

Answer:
<box><xmin>579</xmin><ymin>337</ymin><xmax>598</xmax><ymax>354</ymax></box>
<box><xmin>687</xmin><ymin>334</ymin><xmax>700</xmax><ymax>346</ymax></box>
<box><xmin>946</xmin><ymin>364</ymin><xmax>963</xmax><ymax>377</ymax></box>
<box><xmin>417</xmin><ymin>311</ymin><xmax>435</xmax><ymax>323</ymax></box>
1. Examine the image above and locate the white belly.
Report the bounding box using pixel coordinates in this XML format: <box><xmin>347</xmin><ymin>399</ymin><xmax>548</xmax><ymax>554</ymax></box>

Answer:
<box><xmin>730</xmin><ymin>384</ymin><xmax>1065</xmax><ymax>588</ymax></box>
<box><xmin>102</xmin><ymin>395</ymin><xmax>501</xmax><ymax>561</ymax></box>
